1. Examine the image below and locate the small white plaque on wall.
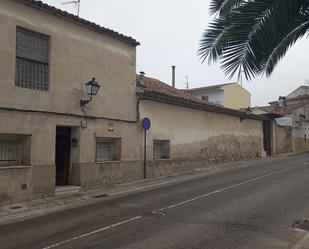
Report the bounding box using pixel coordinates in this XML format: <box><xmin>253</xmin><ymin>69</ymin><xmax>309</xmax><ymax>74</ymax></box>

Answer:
<box><xmin>81</xmin><ymin>117</ymin><xmax>87</xmax><ymax>128</ymax></box>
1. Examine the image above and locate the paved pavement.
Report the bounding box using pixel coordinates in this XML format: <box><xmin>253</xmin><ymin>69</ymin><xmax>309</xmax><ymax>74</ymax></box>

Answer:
<box><xmin>1</xmin><ymin>153</ymin><xmax>309</xmax><ymax>249</ymax></box>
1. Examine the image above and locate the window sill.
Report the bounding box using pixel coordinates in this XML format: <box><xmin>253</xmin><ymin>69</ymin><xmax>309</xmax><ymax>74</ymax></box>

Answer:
<box><xmin>14</xmin><ymin>86</ymin><xmax>50</xmax><ymax>93</ymax></box>
<box><xmin>96</xmin><ymin>161</ymin><xmax>121</xmax><ymax>164</ymax></box>
<box><xmin>0</xmin><ymin>165</ymin><xmax>30</xmax><ymax>170</ymax></box>
<box><xmin>153</xmin><ymin>159</ymin><xmax>171</xmax><ymax>161</ymax></box>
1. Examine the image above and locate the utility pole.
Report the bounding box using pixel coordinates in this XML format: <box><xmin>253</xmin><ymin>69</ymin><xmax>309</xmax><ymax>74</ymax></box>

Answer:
<box><xmin>62</xmin><ymin>0</ymin><xmax>81</xmax><ymax>16</ymax></box>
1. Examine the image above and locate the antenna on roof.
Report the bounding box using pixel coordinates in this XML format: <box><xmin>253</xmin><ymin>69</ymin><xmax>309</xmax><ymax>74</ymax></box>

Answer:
<box><xmin>62</xmin><ymin>0</ymin><xmax>81</xmax><ymax>16</ymax></box>
<box><xmin>183</xmin><ymin>76</ymin><xmax>189</xmax><ymax>89</ymax></box>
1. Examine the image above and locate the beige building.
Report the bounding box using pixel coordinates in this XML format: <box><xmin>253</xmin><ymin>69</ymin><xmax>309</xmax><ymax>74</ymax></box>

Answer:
<box><xmin>187</xmin><ymin>83</ymin><xmax>251</xmax><ymax>110</ymax></box>
<box><xmin>137</xmin><ymin>76</ymin><xmax>271</xmax><ymax>178</ymax></box>
<box><xmin>0</xmin><ymin>0</ymin><xmax>278</xmax><ymax>206</ymax></box>
<box><xmin>0</xmin><ymin>0</ymin><xmax>142</xmax><ymax>205</ymax></box>
<box><xmin>258</xmin><ymin>86</ymin><xmax>309</xmax><ymax>153</ymax></box>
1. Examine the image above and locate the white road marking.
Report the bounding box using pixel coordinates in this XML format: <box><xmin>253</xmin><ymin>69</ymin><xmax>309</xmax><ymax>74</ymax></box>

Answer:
<box><xmin>42</xmin><ymin>216</ymin><xmax>142</xmax><ymax>249</ymax></box>
<box><xmin>159</xmin><ymin>164</ymin><xmax>305</xmax><ymax>211</ymax></box>
<box><xmin>42</xmin><ymin>163</ymin><xmax>308</xmax><ymax>249</ymax></box>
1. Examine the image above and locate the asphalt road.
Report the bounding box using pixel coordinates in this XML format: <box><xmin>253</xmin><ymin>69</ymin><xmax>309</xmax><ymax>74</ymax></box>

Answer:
<box><xmin>2</xmin><ymin>153</ymin><xmax>309</xmax><ymax>249</ymax></box>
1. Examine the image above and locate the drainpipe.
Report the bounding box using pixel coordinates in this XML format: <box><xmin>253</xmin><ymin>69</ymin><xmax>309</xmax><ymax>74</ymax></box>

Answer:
<box><xmin>172</xmin><ymin>66</ymin><xmax>176</xmax><ymax>88</ymax></box>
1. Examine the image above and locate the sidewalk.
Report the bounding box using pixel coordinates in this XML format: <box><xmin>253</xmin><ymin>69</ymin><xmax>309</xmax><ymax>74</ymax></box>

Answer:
<box><xmin>291</xmin><ymin>232</ymin><xmax>309</xmax><ymax>249</ymax></box>
<box><xmin>0</xmin><ymin>153</ymin><xmax>302</xmax><ymax>226</ymax></box>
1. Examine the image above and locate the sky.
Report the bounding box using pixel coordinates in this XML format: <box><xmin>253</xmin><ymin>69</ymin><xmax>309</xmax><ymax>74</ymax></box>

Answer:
<box><xmin>43</xmin><ymin>0</ymin><xmax>309</xmax><ymax>106</ymax></box>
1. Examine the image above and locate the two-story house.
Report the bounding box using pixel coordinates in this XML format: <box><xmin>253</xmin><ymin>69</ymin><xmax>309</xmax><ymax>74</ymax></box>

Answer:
<box><xmin>0</xmin><ymin>0</ymin><xmax>141</xmax><ymax>204</ymax></box>
<box><xmin>187</xmin><ymin>83</ymin><xmax>251</xmax><ymax>110</ymax></box>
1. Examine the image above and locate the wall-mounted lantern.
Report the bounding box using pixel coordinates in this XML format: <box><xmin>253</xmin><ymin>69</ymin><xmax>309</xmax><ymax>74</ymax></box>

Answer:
<box><xmin>80</xmin><ymin>78</ymin><xmax>101</xmax><ymax>107</ymax></box>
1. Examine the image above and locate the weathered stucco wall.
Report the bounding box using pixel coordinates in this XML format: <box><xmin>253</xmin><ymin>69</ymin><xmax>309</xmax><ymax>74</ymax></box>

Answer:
<box><xmin>0</xmin><ymin>0</ymin><xmax>137</xmax><ymax>121</ymax></box>
<box><xmin>292</xmin><ymin>127</ymin><xmax>309</xmax><ymax>152</ymax></box>
<box><xmin>140</xmin><ymin>100</ymin><xmax>263</xmax><ymax>178</ymax></box>
<box><xmin>276</xmin><ymin>125</ymin><xmax>292</xmax><ymax>154</ymax></box>
<box><xmin>0</xmin><ymin>109</ymin><xmax>142</xmax><ymax>205</ymax></box>
<box><xmin>75</xmin><ymin>118</ymin><xmax>143</xmax><ymax>188</ymax></box>
<box><xmin>78</xmin><ymin>161</ymin><xmax>143</xmax><ymax>188</ymax></box>
<box><xmin>0</xmin><ymin>110</ymin><xmax>56</xmax><ymax>204</ymax></box>
<box><xmin>0</xmin><ymin>0</ymin><xmax>141</xmax><ymax>205</ymax></box>
<box><xmin>0</xmin><ymin>167</ymin><xmax>32</xmax><ymax>205</ymax></box>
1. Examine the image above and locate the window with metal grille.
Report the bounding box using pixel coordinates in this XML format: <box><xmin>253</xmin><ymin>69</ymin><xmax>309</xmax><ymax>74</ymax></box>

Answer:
<box><xmin>153</xmin><ymin>140</ymin><xmax>170</xmax><ymax>160</ymax></box>
<box><xmin>0</xmin><ymin>134</ymin><xmax>31</xmax><ymax>166</ymax></box>
<box><xmin>96</xmin><ymin>137</ymin><xmax>121</xmax><ymax>162</ymax></box>
<box><xmin>15</xmin><ymin>27</ymin><xmax>50</xmax><ymax>91</ymax></box>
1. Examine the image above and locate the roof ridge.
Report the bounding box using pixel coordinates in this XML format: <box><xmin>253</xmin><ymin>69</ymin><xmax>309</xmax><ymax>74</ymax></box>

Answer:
<box><xmin>187</xmin><ymin>82</ymin><xmax>238</xmax><ymax>91</ymax></box>
<box><xmin>139</xmin><ymin>75</ymin><xmax>262</xmax><ymax>120</ymax></box>
<box><xmin>14</xmin><ymin>0</ymin><xmax>140</xmax><ymax>46</ymax></box>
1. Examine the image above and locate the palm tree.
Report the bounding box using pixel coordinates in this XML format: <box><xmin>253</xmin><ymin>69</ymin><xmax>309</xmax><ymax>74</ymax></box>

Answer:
<box><xmin>199</xmin><ymin>0</ymin><xmax>309</xmax><ymax>80</ymax></box>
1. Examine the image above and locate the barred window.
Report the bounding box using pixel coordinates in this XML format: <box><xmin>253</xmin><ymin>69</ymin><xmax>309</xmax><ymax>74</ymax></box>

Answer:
<box><xmin>96</xmin><ymin>138</ymin><xmax>121</xmax><ymax>162</ymax></box>
<box><xmin>0</xmin><ymin>134</ymin><xmax>31</xmax><ymax>167</ymax></box>
<box><xmin>15</xmin><ymin>27</ymin><xmax>50</xmax><ymax>91</ymax></box>
<box><xmin>153</xmin><ymin>140</ymin><xmax>170</xmax><ymax>160</ymax></box>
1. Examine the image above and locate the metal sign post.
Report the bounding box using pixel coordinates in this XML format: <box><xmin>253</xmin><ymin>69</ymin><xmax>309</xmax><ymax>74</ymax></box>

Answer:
<box><xmin>141</xmin><ymin>118</ymin><xmax>151</xmax><ymax>179</ymax></box>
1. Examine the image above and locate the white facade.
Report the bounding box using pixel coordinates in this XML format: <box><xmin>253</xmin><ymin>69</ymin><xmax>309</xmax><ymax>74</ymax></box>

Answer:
<box><xmin>190</xmin><ymin>89</ymin><xmax>224</xmax><ymax>106</ymax></box>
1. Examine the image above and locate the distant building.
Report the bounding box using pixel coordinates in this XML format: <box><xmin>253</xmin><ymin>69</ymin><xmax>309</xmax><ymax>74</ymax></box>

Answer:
<box><xmin>286</xmin><ymin>85</ymin><xmax>309</xmax><ymax>99</ymax></box>
<box><xmin>248</xmin><ymin>85</ymin><xmax>309</xmax><ymax>153</ymax></box>
<box><xmin>187</xmin><ymin>83</ymin><xmax>251</xmax><ymax>110</ymax></box>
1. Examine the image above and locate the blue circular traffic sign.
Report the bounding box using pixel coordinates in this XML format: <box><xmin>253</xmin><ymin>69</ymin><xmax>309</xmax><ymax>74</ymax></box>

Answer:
<box><xmin>141</xmin><ymin>118</ymin><xmax>151</xmax><ymax>130</ymax></box>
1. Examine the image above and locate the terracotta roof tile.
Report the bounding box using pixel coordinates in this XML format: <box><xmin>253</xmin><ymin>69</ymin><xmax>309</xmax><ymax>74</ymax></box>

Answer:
<box><xmin>137</xmin><ymin>76</ymin><xmax>262</xmax><ymax>120</ymax></box>
<box><xmin>140</xmin><ymin>76</ymin><xmax>206</xmax><ymax>103</ymax></box>
<box><xmin>259</xmin><ymin>104</ymin><xmax>301</xmax><ymax>116</ymax></box>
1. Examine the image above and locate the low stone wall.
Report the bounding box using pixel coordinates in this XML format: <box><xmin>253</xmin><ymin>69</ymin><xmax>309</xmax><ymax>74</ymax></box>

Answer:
<box><xmin>78</xmin><ymin>160</ymin><xmax>144</xmax><ymax>188</ymax></box>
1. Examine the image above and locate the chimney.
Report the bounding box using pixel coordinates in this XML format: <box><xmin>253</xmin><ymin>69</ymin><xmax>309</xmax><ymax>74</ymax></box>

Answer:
<box><xmin>172</xmin><ymin>66</ymin><xmax>176</xmax><ymax>88</ymax></box>
<box><xmin>137</xmin><ymin>71</ymin><xmax>145</xmax><ymax>86</ymax></box>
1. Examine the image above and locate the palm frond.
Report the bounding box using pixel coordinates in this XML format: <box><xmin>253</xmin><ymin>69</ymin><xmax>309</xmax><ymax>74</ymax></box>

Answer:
<box><xmin>209</xmin><ymin>0</ymin><xmax>244</xmax><ymax>16</ymax></box>
<box><xmin>263</xmin><ymin>20</ymin><xmax>309</xmax><ymax>76</ymax></box>
<box><xmin>200</xmin><ymin>0</ymin><xmax>309</xmax><ymax>80</ymax></box>
<box><xmin>198</xmin><ymin>18</ymin><xmax>231</xmax><ymax>63</ymax></box>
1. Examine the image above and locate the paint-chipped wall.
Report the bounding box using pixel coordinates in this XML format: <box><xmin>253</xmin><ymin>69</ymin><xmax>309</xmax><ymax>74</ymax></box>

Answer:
<box><xmin>140</xmin><ymin>100</ymin><xmax>263</xmax><ymax>178</ymax></box>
